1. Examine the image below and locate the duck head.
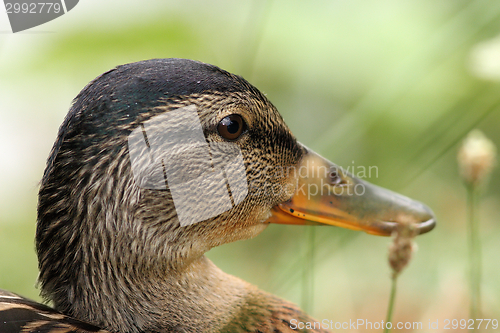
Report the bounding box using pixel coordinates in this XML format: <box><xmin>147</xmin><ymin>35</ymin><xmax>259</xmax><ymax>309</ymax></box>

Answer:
<box><xmin>36</xmin><ymin>58</ymin><xmax>435</xmax><ymax>332</ymax></box>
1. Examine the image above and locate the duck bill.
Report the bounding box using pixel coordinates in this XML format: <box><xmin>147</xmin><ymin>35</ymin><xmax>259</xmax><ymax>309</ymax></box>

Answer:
<box><xmin>267</xmin><ymin>144</ymin><xmax>436</xmax><ymax>236</ymax></box>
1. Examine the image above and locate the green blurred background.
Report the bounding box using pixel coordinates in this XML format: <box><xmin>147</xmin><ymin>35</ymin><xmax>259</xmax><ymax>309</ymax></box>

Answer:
<box><xmin>1</xmin><ymin>0</ymin><xmax>499</xmax><ymax>331</ymax></box>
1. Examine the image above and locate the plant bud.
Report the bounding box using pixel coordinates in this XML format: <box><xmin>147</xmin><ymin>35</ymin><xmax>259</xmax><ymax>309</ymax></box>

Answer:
<box><xmin>458</xmin><ymin>130</ymin><xmax>497</xmax><ymax>187</ymax></box>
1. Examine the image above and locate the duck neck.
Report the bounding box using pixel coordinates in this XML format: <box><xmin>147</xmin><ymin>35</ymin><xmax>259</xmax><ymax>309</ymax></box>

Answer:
<box><xmin>67</xmin><ymin>255</ymin><xmax>250</xmax><ymax>333</ymax></box>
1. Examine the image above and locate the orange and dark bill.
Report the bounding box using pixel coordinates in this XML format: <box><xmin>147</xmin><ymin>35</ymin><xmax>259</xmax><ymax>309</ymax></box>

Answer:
<box><xmin>267</xmin><ymin>144</ymin><xmax>436</xmax><ymax>236</ymax></box>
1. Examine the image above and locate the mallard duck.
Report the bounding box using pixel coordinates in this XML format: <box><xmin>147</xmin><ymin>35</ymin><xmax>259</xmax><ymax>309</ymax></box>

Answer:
<box><xmin>0</xmin><ymin>59</ymin><xmax>435</xmax><ymax>333</ymax></box>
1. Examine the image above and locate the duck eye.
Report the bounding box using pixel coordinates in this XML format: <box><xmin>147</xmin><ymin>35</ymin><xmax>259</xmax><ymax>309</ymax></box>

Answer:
<box><xmin>217</xmin><ymin>114</ymin><xmax>246</xmax><ymax>140</ymax></box>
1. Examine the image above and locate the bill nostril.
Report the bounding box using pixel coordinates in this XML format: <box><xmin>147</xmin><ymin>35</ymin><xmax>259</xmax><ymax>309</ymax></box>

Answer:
<box><xmin>328</xmin><ymin>170</ymin><xmax>344</xmax><ymax>186</ymax></box>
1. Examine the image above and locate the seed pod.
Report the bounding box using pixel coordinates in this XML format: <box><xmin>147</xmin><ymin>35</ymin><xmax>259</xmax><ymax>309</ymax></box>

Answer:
<box><xmin>458</xmin><ymin>130</ymin><xmax>497</xmax><ymax>187</ymax></box>
<box><xmin>388</xmin><ymin>217</ymin><xmax>418</xmax><ymax>278</ymax></box>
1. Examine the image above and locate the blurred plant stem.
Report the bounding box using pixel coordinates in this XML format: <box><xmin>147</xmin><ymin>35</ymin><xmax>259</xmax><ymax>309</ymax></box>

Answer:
<box><xmin>467</xmin><ymin>184</ymin><xmax>482</xmax><ymax>322</ymax></box>
<box><xmin>458</xmin><ymin>129</ymin><xmax>497</xmax><ymax>324</ymax></box>
<box><xmin>384</xmin><ymin>276</ymin><xmax>397</xmax><ymax>333</ymax></box>
<box><xmin>302</xmin><ymin>226</ymin><xmax>315</xmax><ymax>314</ymax></box>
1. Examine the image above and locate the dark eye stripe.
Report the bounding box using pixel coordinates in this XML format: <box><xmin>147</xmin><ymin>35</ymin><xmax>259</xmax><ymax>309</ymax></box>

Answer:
<box><xmin>218</xmin><ymin>114</ymin><xmax>246</xmax><ymax>140</ymax></box>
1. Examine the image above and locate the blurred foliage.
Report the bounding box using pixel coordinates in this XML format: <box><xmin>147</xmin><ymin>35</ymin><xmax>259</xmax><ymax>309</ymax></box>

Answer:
<box><xmin>1</xmin><ymin>0</ymin><xmax>499</xmax><ymax>330</ymax></box>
